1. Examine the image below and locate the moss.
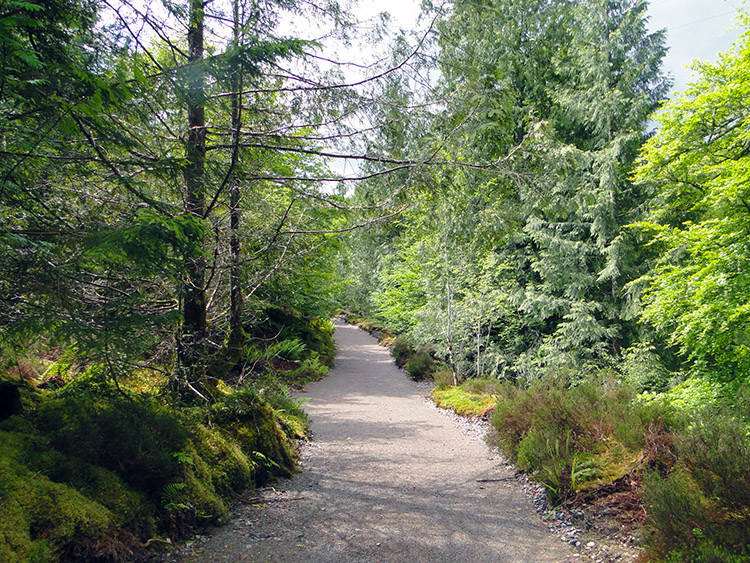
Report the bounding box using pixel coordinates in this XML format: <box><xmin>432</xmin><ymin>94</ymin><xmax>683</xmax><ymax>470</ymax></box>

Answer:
<box><xmin>0</xmin><ymin>378</ymin><xmax>303</xmax><ymax>559</ymax></box>
<box><xmin>211</xmin><ymin>390</ymin><xmax>298</xmax><ymax>482</ymax></box>
<box><xmin>0</xmin><ymin>373</ymin><xmax>42</xmax><ymax>416</ymax></box>
<box><xmin>35</xmin><ymin>388</ymin><xmax>187</xmax><ymax>496</ymax></box>
<box><xmin>189</xmin><ymin>424</ymin><xmax>254</xmax><ymax>500</ymax></box>
<box><xmin>432</xmin><ymin>386</ymin><xmax>496</xmax><ymax>417</ymax></box>
<box><xmin>0</xmin><ymin>430</ymin><xmax>120</xmax><ymax>562</ymax></box>
<box><xmin>31</xmin><ymin>450</ymin><xmax>154</xmax><ymax>534</ymax></box>
<box><xmin>180</xmin><ymin>441</ymin><xmax>228</xmax><ymax>523</ymax></box>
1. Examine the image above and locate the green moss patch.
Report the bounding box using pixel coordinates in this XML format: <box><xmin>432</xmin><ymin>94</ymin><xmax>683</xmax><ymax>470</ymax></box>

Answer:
<box><xmin>0</xmin><ymin>429</ymin><xmax>137</xmax><ymax>563</ymax></box>
<box><xmin>432</xmin><ymin>386</ymin><xmax>496</xmax><ymax>417</ymax></box>
<box><xmin>0</xmin><ymin>380</ymin><xmax>303</xmax><ymax>561</ymax></box>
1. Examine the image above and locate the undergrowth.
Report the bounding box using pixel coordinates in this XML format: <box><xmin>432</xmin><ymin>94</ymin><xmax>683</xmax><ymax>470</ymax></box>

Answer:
<box><xmin>0</xmin><ymin>313</ymin><xmax>326</xmax><ymax>562</ymax></box>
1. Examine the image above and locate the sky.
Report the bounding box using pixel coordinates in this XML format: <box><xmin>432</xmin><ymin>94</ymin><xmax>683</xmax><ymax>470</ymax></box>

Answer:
<box><xmin>351</xmin><ymin>0</ymin><xmax>746</xmax><ymax>98</ymax></box>
<box><xmin>647</xmin><ymin>0</ymin><xmax>744</xmax><ymax>95</ymax></box>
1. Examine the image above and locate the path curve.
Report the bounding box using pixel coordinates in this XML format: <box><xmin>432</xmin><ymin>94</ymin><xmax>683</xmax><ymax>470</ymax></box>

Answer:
<box><xmin>177</xmin><ymin>321</ymin><xmax>572</xmax><ymax>562</ymax></box>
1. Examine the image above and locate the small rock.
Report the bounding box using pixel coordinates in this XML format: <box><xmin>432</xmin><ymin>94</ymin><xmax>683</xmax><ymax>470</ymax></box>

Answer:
<box><xmin>587</xmin><ymin>541</ymin><xmax>596</xmax><ymax>548</ymax></box>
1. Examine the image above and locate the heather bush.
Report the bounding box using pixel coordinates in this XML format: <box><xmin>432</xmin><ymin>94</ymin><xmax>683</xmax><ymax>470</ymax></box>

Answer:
<box><xmin>644</xmin><ymin>406</ymin><xmax>750</xmax><ymax>561</ymax></box>
<box><xmin>390</xmin><ymin>335</ymin><xmax>415</xmax><ymax>368</ymax></box>
<box><xmin>491</xmin><ymin>373</ymin><xmax>676</xmax><ymax>504</ymax></box>
<box><xmin>406</xmin><ymin>350</ymin><xmax>434</xmax><ymax>381</ymax></box>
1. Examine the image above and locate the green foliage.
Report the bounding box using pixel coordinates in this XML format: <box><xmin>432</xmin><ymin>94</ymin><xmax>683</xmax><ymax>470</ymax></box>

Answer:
<box><xmin>390</xmin><ymin>335</ymin><xmax>415</xmax><ymax>368</ymax></box>
<box><xmin>621</xmin><ymin>343</ymin><xmax>672</xmax><ymax>392</ymax></box>
<box><xmin>265</xmin><ymin>391</ymin><xmax>310</xmax><ymax>441</ymax></box>
<box><xmin>284</xmin><ymin>352</ymin><xmax>329</xmax><ymax>385</ymax></box>
<box><xmin>340</xmin><ymin>0</ymin><xmax>669</xmax><ymax>382</ymax></box>
<box><xmin>0</xmin><ymin>377</ymin><xmax>306</xmax><ymax>559</ymax></box>
<box><xmin>679</xmin><ymin>412</ymin><xmax>750</xmax><ymax>515</ymax></box>
<box><xmin>632</xmin><ymin>15</ymin><xmax>750</xmax><ymax>381</ymax></box>
<box><xmin>265</xmin><ymin>338</ymin><xmax>307</xmax><ymax>362</ymax></box>
<box><xmin>254</xmin><ymin>308</ymin><xmax>336</xmax><ymax>367</ymax></box>
<box><xmin>35</xmin><ymin>386</ymin><xmax>187</xmax><ymax>496</ymax></box>
<box><xmin>641</xmin><ymin>376</ymin><xmax>725</xmax><ymax>414</ymax></box>
<box><xmin>405</xmin><ymin>350</ymin><xmax>434</xmax><ymax>381</ymax></box>
<box><xmin>491</xmin><ymin>373</ymin><xmax>676</xmax><ymax>504</ymax></box>
<box><xmin>210</xmin><ymin>390</ymin><xmax>297</xmax><ymax>484</ymax></box>
<box><xmin>644</xmin><ymin>470</ymin><xmax>711</xmax><ymax>555</ymax></box>
<box><xmin>643</xmin><ymin>403</ymin><xmax>750</xmax><ymax>560</ymax></box>
<box><xmin>665</xmin><ymin>533</ymin><xmax>750</xmax><ymax>563</ymax></box>
<box><xmin>432</xmin><ymin>367</ymin><xmax>455</xmax><ymax>390</ymax></box>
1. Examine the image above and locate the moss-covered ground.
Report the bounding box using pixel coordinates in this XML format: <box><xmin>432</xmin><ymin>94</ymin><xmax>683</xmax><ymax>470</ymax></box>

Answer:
<box><xmin>0</xmin><ymin>310</ymin><xmax>332</xmax><ymax>562</ymax></box>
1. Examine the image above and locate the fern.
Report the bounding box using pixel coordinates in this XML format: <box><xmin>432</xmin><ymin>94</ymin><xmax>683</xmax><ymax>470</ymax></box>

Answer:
<box><xmin>161</xmin><ymin>482</ymin><xmax>188</xmax><ymax>511</ymax></box>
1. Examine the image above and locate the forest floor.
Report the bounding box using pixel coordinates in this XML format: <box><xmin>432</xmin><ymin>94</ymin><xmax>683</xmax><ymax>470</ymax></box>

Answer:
<box><xmin>159</xmin><ymin>322</ymin><xmax>637</xmax><ymax>563</ymax></box>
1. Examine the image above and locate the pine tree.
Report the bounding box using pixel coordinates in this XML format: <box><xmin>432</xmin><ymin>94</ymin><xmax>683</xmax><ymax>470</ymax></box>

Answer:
<box><xmin>521</xmin><ymin>0</ymin><xmax>669</xmax><ymax>366</ymax></box>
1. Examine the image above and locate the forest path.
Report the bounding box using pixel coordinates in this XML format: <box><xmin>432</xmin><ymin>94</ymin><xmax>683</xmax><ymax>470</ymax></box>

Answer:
<box><xmin>174</xmin><ymin>321</ymin><xmax>572</xmax><ymax>562</ymax></box>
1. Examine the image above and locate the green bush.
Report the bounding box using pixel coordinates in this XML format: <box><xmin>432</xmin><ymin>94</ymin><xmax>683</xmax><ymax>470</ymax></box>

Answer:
<box><xmin>679</xmin><ymin>412</ymin><xmax>750</xmax><ymax>514</ymax></box>
<box><xmin>665</xmin><ymin>533</ymin><xmax>750</xmax><ymax>563</ymax></box>
<box><xmin>406</xmin><ymin>350</ymin><xmax>434</xmax><ymax>381</ymax></box>
<box><xmin>265</xmin><ymin>391</ymin><xmax>310</xmax><ymax>440</ymax></box>
<box><xmin>491</xmin><ymin>374</ymin><xmax>676</xmax><ymax>504</ymax></box>
<box><xmin>460</xmin><ymin>377</ymin><xmax>501</xmax><ymax>395</ymax></box>
<box><xmin>644</xmin><ymin>407</ymin><xmax>750</xmax><ymax>560</ymax></box>
<box><xmin>621</xmin><ymin>343</ymin><xmax>671</xmax><ymax>392</ymax></box>
<box><xmin>390</xmin><ymin>335</ymin><xmax>415</xmax><ymax>368</ymax></box>
<box><xmin>643</xmin><ymin>470</ymin><xmax>711</xmax><ymax>554</ymax></box>
<box><xmin>256</xmin><ymin>307</ymin><xmax>336</xmax><ymax>367</ymax></box>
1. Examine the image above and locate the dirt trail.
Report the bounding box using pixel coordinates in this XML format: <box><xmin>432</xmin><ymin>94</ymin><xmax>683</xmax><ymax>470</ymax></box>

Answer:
<box><xmin>173</xmin><ymin>321</ymin><xmax>572</xmax><ymax>562</ymax></box>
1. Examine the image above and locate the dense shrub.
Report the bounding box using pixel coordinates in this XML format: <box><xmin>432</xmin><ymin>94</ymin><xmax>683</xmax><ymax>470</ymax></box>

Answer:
<box><xmin>406</xmin><ymin>350</ymin><xmax>434</xmax><ymax>381</ymax></box>
<box><xmin>491</xmin><ymin>374</ymin><xmax>676</xmax><ymax>504</ymax></box>
<box><xmin>644</xmin><ymin>407</ymin><xmax>750</xmax><ymax>561</ymax></box>
<box><xmin>664</xmin><ymin>535</ymin><xmax>750</xmax><ymax>563</ymax></box>
<box><xmin>432</xmin><ymin>367</ymin><xmax>455</xmax><ymax>389</ymax></box>
<box><xmin>390</xmin><ymin>335</ymin><xmax>415</xmax><ymax>368</ymax></box>
<box><xmin>256</xmin><ymin>307</ymin><xmax>336</xmax><ymax>367</ymax></box>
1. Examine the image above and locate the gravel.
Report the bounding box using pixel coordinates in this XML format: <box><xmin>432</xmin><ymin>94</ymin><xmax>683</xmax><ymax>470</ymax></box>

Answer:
<box><xmin>162</xmin><ymin>322</ymin><xmax>637</xmax><ymax>562</ymax></box>
<box><xmin>420</xmin><ymin>372</ymin><xmax>642</xmax><ymax>563</ymax></box>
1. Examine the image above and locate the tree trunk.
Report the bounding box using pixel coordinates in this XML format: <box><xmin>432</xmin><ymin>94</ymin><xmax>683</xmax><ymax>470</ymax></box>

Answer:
<box><xmin>227</xmin><ymin>0</ymin><xmax>245</xmax><ymax>354</ymax></box>
<box><xmin>178</xmin><ymin>0</ymin><xmax>208</xmax><ymax>396</ymax></box>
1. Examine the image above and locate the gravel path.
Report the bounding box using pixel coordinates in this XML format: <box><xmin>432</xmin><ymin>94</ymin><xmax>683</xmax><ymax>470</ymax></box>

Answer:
<box><xmin>172</xmin><ymin>321</ymin><xmax>573</xmax><ymax>562</ymax></box>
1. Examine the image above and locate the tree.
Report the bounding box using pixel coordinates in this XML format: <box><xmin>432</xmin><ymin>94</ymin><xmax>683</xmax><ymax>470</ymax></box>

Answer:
<box><xmin>632</xmin><ymin>14</ymin><xmax>750</xmax><ymax>380</ymax></box>
<box><xmin>339</xmin><ymin>0</ymin><xmax>670</xmax><ymax>379</ymax></box>
<box><xmin>519</xmin><ymin>0</ymin><xmax>669</xmax><ymax>367</ymax></box>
